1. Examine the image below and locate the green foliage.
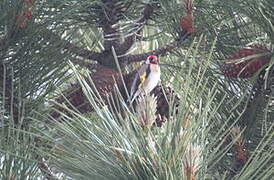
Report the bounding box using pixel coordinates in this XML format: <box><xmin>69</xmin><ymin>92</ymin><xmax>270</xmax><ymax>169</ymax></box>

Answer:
<box><xmin>0</xmin><ymin>105</ymin><xmax>40</xmax><ymax>179</ymax></box>
<box><xmin>0</xmin><ymin>0</ymin><xmax>273</xmax><ymax>179</ymax></box>
<box><xmin>34</xmin><ymin>42</ymin><xmax>272</xmax><ymax>179</ymax></box>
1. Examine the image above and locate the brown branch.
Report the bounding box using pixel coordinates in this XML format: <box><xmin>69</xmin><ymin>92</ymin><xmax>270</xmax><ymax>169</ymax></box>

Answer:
<box><xmin>116</xmin><ymin>4</ymin><xmax>155</xmax><ymax>55</ymax></box>
<box><xmin>121</xmin><ymin>32</ymin><xmax>190</xmax><ymax>64</ymax></box>
<box><xmin>2</xmin><ymin>29</ymin><xmax>101</xmax><ymax>63</ymax></box>
<box><xmin>99</xmin><ymin>0</ymin><xmax>125</xmax><ymax>50</ymax></box>
<box><xmin>2</xmin><ymin>31</ymin><xmax>101</xmax><ymax>64</ymax></box>
<box><xmin>102</xmin><ymin>25</ymin><xmax>120</xmax><ymax>50</ymax></box>
<box><xmin>69</xmin><ymin>57</ymin><xmax>97</xmax><ymax>68</ymax></box>
<box><xmin>42</xmin><ymin>28</ymin><xmax>102</xmax><ymax>62</ymax></box>
<box><xmin>115</xmin><ymin>30</ymin><xmax>138</xmax><ymax>55</ymax></box>
<box><xmin>64</xmin><ymin>42</ymin><xmax>101</xmax><ymax>61</ymax></box>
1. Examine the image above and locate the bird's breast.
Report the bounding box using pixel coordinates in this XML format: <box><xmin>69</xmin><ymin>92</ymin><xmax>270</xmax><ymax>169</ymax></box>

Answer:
<box><xmin>150</xmin><ymin>64</ymin><xmax>160</xmax><ymax>73</ymax></box>
<box><xmin>143</xmin><ymin>64</ymin><xmax>160</xmax><ymax>93</ymax></box>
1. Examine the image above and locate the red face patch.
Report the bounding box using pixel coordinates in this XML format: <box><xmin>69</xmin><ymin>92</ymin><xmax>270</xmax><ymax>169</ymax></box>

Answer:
<box><xmin>147</xmin><ymin>56</ymin><xmax>159</xmax><ymax>64</ymax></box>
<box><xmin>150</xmin><ymin>60</ymin><xmax>159</xmax><ymax>64</ymax></box>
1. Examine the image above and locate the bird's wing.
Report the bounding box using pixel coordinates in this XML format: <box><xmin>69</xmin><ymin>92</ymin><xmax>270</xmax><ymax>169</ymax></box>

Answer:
<box><xmin>130</xmin><ymin>64</ymin><xmax>150</xmax><ymax>99</ymax></box>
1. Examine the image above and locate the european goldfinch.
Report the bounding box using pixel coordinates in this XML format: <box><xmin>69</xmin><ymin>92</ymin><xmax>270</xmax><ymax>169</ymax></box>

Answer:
<box><xmin>129</xmin><ymin>55</ymin><xmax>160</xmax><ymax>103</ymax></box>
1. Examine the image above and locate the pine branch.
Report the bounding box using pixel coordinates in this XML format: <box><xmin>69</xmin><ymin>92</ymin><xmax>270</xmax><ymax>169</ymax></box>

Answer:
<box><xmin>69</xmin><ymin>57</ymin><xmax>96</xmax><ymax>68</ymax></box>
<box><xmin>64</xmin><ymin>42</ymin><xmax>101</xmax><ymax>61</ymax></box>
<box><xmin>116</xmin><ymin>4</ymin><xmax>155</xmax><ymax>55</ymax></box>
<box><xmin>1</xmin><ymin>27</ymin><xmax>103</xmax><ymax>64</ymax></box>
<box><xmin>99</xmin><ymin>0</ymin><xmax>125</xmax><ymax>50</ymax></box>
<box><xmin>42</xmin><ymin>29</ymin><xmax>102</xmax><ymax>62</ymax></box>
<box><xmin>121</xmin><ymin>32</ymin><xmax>190</xmax><ymax>64</ymax></box>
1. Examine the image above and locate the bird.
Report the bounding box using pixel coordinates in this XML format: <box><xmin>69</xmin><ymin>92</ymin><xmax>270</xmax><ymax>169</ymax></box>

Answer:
<box><xmin>129</xmin><ymin>55</ymin><xmax>160</xmax><ymax>103</ymax></box>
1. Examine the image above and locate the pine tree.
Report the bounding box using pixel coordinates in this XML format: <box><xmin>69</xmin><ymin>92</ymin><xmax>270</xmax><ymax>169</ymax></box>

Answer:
<box><xmin>0</xmin><ymin>0</ymin><xmax>273</xmax><ymax>179</ymax></box>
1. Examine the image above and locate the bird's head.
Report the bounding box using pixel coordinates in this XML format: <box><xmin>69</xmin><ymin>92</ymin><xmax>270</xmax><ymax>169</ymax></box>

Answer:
<box><xmin>145</xmin><ymin>55</ymin><xmax>159</xmax><ymax>65</ymax></box>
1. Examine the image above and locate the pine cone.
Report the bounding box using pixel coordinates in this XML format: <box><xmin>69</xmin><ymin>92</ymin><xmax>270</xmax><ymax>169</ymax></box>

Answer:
<box><xmin>51</xmin><ymin>64</ymin><xmax>120</xmax><ymax>119</ymax></box>
<box><xmin>221</xmin><ymin>45</ymin><xmax>272</xmax><ymax>78</ymax></box>
<box><xmin>180</xmin><ymin>15</ymin><xmax>195</xmax><ymax>34</ymax></box>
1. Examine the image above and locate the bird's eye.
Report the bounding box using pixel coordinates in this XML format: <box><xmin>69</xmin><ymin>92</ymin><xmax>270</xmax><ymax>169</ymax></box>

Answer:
<box><xmin>149</xmin><ymin>57</ymin><xmax>154</xmax><ymax>61</ymax></box>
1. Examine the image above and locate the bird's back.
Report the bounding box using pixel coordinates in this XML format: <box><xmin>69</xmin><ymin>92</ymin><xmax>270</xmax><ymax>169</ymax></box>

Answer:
<box><xmin>130</xmin><ymin>64</ymin><xmax>150</xmax><ymax>99</ymax></box>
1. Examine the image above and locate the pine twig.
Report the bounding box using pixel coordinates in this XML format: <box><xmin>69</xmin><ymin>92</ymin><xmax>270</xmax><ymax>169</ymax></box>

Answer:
<box><xmin>42</xmin><ymin>29</ymin><xmax>102</xmax><ymax>62</ymax></box>
<box><xmin>64</xmin><ymin>42</ymin><xmax>101</xmax><ymax>61</ymax></box>
<box><xmin>121</xmin><ymin>33</ymin><xmax>190</xmax><ymax>64</ymax></box>
<box><xmin>116</xmin><ymin>3</ymin><xmax>155</xmax><ymax>55</ymax></box>
<box><xmin>69</xmin><ymin>57</ymin><xmax>97</xmax><ymax>68</ymax></box>
<box><xmin>99</xmin><ymin>0</ymin><xmax>125</xmax><ymax>50</ymax></box>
